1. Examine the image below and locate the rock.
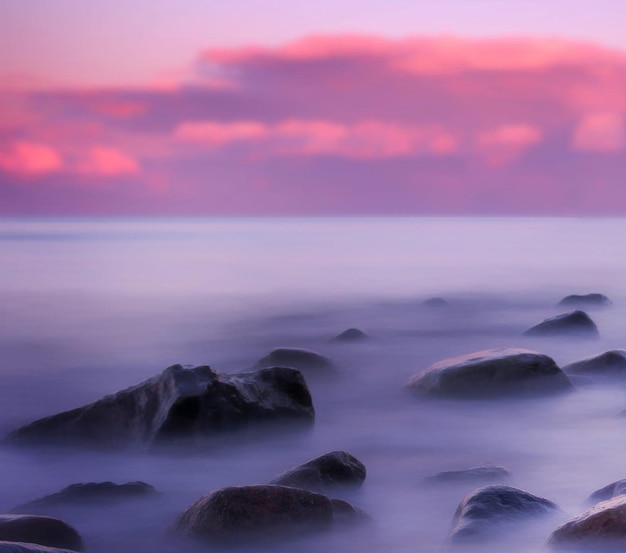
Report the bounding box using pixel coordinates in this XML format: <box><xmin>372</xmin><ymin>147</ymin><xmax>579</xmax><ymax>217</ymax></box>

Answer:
<box><xmin>549</xmin><ymin>495</ymin><xmax>626</xmax><ymax>548</ymax></box>
<box><xmin>522</xmin><ymin>310</ymin><xmax>599</xmax><ymax>338</ymax></box>
<box><xmin>329</xmin><ymin>499</ymin><xmax>369</xmax><ymax>525</ymax></box>
<box><xmin>270</xmin><ymin>451</ymin><xmax>366</xmax><ymax>491</ymax></box>
<box><xmin>421</xmin><ymin>464</ymin><xmax>510</xmax><ymax>485</ymax></box>
<box><xmin>6</xmin><ymin>365</ymin><xmax>314</xmax><ymax>449</ymax></box>
<box><xmin>331</xmin><ymin>328</ymin><xmax>368</xmax><ymax>342</ymax></box>
<box><xmin>587</xmin><ymin>480</ymin><xmax>626</xmax><ymax>505</ymax></box>
<box><xmin>421</xmin><ymin>297</ymin><xmax>448</xmax><ymax>308</ymax></box>
<box><xmin>0</xmin><ymin>543</ymin><xmax>79</xmax><ymax>553</ymax></box>
<box><xmin>558</xmin><ymin>293</ymin><xmax>612</xmax><ymax>308</ymax></box>
<box><xmin>449</xmin><ymin>485</ymin><xmax>559</xmax><ymax>542</ymax></box>
<box><xmin>563</xmin><ymin>350</ymin><xmax>626</xmax><ymax>378</ymax></box>
<box><xmin>0</xmin><ymin>516</ymin><xmax>84</xmax><ymax>552</ymax></box>
<box><xmin>173</xmin><ymin>485</ymin><xmax>358</xmax><ymax>543</ymax></box>
<box><xmin>406</xmin><ymin>348</ymin><xmax>573</xmax><ymax>398</ymax></box>
<box><xmin>253</xmin><ymin>348</ymin><xmax>336</xmax><ymax>377</ymax></box>
<box><xmin>12</xmin><ymin>482</ymin><xmax>157</xmax><ymax>514</ymax></box>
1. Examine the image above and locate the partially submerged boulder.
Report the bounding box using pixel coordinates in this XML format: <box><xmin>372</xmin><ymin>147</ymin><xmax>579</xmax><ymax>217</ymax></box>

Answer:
<box><xmin>406</xmin><ymin>348</ymin><xmax>573</xmax><ymax>398</ymax></box>
<box><xmin>331</xmin><ymin>328</ymin><xmax>368</xmax><ymax>342</ymax></box>
<box><xmin>563</xmin><ymin>350</ymin><xmax>626</xmax><ymax>378</ymax></box>
<box><xmin>0</xmin><ymin>516</ymin><xmax>84</xmax><ymax>552</ymax></box>
<box><xmin>549</xmin><ymin>495</ymin><xmax>626</xmax><ymax>548</ymax></box>
<box><xmin>172</xmin><ymin>485</ymin><xmax>362</xmax><ymax>544</ymax></box>
<box><xmin>270</xmin><ymin>451</ymin><xmax>366</xmax><ymax>491</ymax></box>
<box><xmin>422</xmin><ymin>464</ymin><xmax>510</xmax><ymax>486</ymax></box>
<box><xmin>558</xmin><ymin>293</ymin><xmax>612</xmax><ymax>308</ymax></box>
<box><xmin>587</xmin><ymin>480</ymin><xmax>626</xmax><ymax>505</ymax></box>
<box><xmin>523</xmin><ymin>311</ymin><xmax>599</xmax><ymax>338</ymax></box>
<box><xmin>449</xmin><ymin>485</ymin><xmax>559</xmax><ymax>542</ymax></box>
<box><xmin>12</xmin><ymin>482</ymin><xmax>157</xmax><ymax>514</ymax></box>
<box><xmin>254</xmin><ymin>348</ymin><xmax>336</xmax><ymax>377</ymax></box>
<box><xmin>6</xmin><ymin>365</ymin><xmax>314</xmax><ymax>449</ymax></box>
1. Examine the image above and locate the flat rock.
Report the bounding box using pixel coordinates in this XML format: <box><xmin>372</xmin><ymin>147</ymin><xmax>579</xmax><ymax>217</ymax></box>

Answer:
<box><xmin>523</xmin><ymin>310</ymin><xmax>599</xmax><ymax>338</ymax></box>
<box><xmin>253</xmin><ymin>348</ymin><xmax>336</xmax><ymax>377</ymax></box>
<box><xmin>549</xmin><ymin>495</ymin><xmax>626</xmax><ymax>548</ymax></box>
<box><xmin>270</xmin><ymin>451</ymin><xmax>366</xmax><ymax>491</ymax></box>
<box><xmin>587</xmin><ymin>480</ymin><xmax>626</xmax><ymax>505</ymax></box>
<box><xmin>563</xmin><ymin>350</ymin><xmax>626</xmax><ymax>378</ymax></box>
<box><xmin>449</xmin><ymin>485</ymin><xmax>559</xmax><ymax>542</ymax></box>
<box><xmin>331</xmin><ymin>328</ymin><xmax>368</xmax><ymax>342</ymax></box>
<box><xmin>558</xmin><ymin>293</ymin><xmax>612</xmax><ymax>308</ymax></box>
<box><xmin>173</xmin><ymin>485</ymin><xmax>362</xmax><ymax>543</ymax></box>
<box><xmin>12</xmin><ymin>482</ymin><xmax>157</xmax><ymax>514</ymax></box>
<box><xmin>6</xmin><ymin>365</ymin><xmax>314</xmax><ymax>450</ymax></box>
<box><xmin>422</xmin><ymin>464</ymin><xmax>510</xmax><ymax>485</ymax></box>
<box><xmin>0</xmin><ymin>543</ymin><xmax>79</xmax><ymax>553</ymax></box>
<box><xmin>406</xmin><ymin>348</ymin><xmax>573</xmax><ymax>398</ymax></box>
<box><xmin>0</xmin><ymin>516</ymin><xmax>84</xmax><ymax>552</ymax></box>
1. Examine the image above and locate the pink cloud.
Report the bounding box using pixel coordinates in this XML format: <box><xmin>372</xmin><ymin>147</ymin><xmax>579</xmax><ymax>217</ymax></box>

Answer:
<box><xmin>572</xmin><ymin>112</ymin><xmax>625</xmax><ymax>152</ymax></box>
<box><xmin>0</xmin><ymin>141</ymin><xmax>63</xmax><ymax>175</ymax></box>
<box><xmin>76</xmin><ymin>146</ymin><xmax>140</xmax><ymax>176</ymax></box>
<box><xmin>174</xmin><ymin>121</ymin><xmax>268</xmax><ymax>145</ymax></box>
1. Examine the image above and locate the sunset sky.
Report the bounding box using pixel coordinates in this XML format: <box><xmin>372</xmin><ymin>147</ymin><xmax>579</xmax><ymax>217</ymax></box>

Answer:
<box><xmin>2</xmin><ymin>0</ymin><xmax>626</xmax><ymax>215</ymax></box>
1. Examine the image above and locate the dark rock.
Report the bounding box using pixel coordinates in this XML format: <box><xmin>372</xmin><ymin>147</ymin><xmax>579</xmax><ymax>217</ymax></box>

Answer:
<box><xmin>421</xmin><ymin>297</ymin><xmax>448</xmax><ymax>308</ymax></box>
<box><xmin>0</xmin><ymin>543</ymin><xmax>78</xmax><ymax>553</ymax></box>
<box><xmin>12</xmin><ymin>482</ymin><xmax>157</xmax><ymax>514</ymax></box>
<box><xmin>449</xmin><ymin>485</ymin><xmax>559</xmax><ymax>542</ymax></box>
<box><xmin>173</xmin><ymin>485</ymin><xmax>339</xmax><ymax>543</ymax></box>
<box><xmin>563</xmin><ymin>350</ymin><xmax>626</xmax><ymax>378</ymax></box>
<box><xmin>587</xmin><ymin>480</ymin><xmax>626</xmax><ymax>505</ymax></box>
<box><xmin>270</xmin><ymin>451</ymin><xmax>366</xmax><ymax>491</ymax></box>
<box><xmin>558</xmin><ymin>293</ymin><xmax>612</xmax><ymax>308</ymax></box>
<box><xmin>329</xmin><ymin>499</ymin><xmax>369</xmax><ymax>525</ymax></box>
<box><xmin>0</xmin><ymin>516</ymin><xmax>84</xmax><ymax>552</ymax></box>
<box><xmin>522</xmin><ymin>310</ymin><xmax>599</xmax><ymax>338</ymax></box>
<box><xmin>253</xmin><ymin>348</ymin><xmax>336</xmax><ymax>377</ymax></box>
<box><xmin>406</xmin><ymin>348</ymin><xmax>573</xmax><ymax>398</ymax></box>
<box><xmin>331</xmin><ymin>328</ymin><xmax>368</xmax><ymax>342</ymax></box>
<box><xmin>6</xmin><ymin>365</ymin><xmax>314</xmax><ymax>450</ymax></box>
<box><xmin>549</xmin><ymin>495</ymin><xmax>626</xmax><ymax>548</ymax></box>
<box><xmin>422</xmin><ymin>464</ymin><xmax>510</xmax><ymax>485</ymax></box>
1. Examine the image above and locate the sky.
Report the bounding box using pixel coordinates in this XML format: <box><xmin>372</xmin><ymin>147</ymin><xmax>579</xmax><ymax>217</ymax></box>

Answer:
<box><xmin>1</xmin><ymin>0</ymin><xmax>626</xmax><ymax>215</ymax></box>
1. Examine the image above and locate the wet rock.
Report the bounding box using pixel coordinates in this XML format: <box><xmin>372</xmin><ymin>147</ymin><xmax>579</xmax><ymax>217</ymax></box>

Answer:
<box><xmin>563</xmin><ymin>350</ymin><xmax>626</xmax><ymax>378</ymax></box>
<box><xmin>587</xmin><ymin>480</ymin><xmax>626</xmax><ymax>505</ymax></box>
<box><xmin>558</xmin><ymin>293</ymin><xmax>612</xmax><ymax>308</ymax></box>
<box><xmin>406</xmin><ymin>348</ymin><xmax>573</xmax><ymax>398</ymax></box>
<box><xmin>331</xmin><ymin>328</ymin><xmax>368</xmax><ymax>342</ymax></box>
<box><xmin>422</xmin><ymin>464</ymin><xmax>510</xmax><ymax>485</ymax></box>
<box><xmin>173</xmin><ymin>485</ymin><xmax>355</xmax><ymax>543</ymax></box>
<box><xmin>0</xmin><ymin>516</ymin><xmax>84</xmax><ymax>552</ymax></box>
<box><xmin>253</xmin><ymin>348</ymin><xmax>336</xmax><ymax>377</ymax></box>
<box><xmin>522</xmin><ymin>310</ymin><xmax>599</xmax><ymax>338</ymax></box>
<box><xmin>0</xmin><ymin>544</ymin><xmax>78</xmax><ymax>553</ymax></box>
<box><xmin>449</xmin><ymin>485</ymin><xmax>559</xmax><ymax>542</ymax></box>
<box><xmin>6</xmin><ymin>365</ymin><xmax>314</xmax><ymax>450</ymax></box>
<box><xmin>270</xmin><ymin>451</ymin><xmax>366</xmax><ymax>491</ymax></box>
<box><xmin>421</xmin><ymin>297</ymin><xmax>448</xmax><ymax>308</ymax></box>
<box><xmin>329</xmin><ymin>499</ymin><xmax>369</xmax><ymax>524</ymax></box>
<box><xmin>549</xmin><ymin>495</ymin><xmax>626</xmax><ymax>549</ymax></box>
<box><xmin>12</xmin><ymin>482</ymin><xmax>157</xmax><ymax>514</ymax></box>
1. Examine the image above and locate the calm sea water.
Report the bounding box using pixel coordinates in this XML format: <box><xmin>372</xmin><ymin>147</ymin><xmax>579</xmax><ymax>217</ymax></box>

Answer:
<box><xmin>1</xmin><ymin>217</ymin><xmax>626</xmax><ymax>553</ymax></box>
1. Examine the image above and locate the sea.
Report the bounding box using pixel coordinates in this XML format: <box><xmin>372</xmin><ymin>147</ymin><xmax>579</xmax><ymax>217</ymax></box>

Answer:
<box><xmin>1</xmin><ymin>216</ymin><xmax>626</xmax><ymax>553</ymax></box>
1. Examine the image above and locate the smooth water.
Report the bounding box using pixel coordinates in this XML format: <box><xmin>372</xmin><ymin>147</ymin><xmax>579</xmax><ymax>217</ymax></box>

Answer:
<box><xmin>1</xmin><ymin>217</ymin><xmax>626</xmax><ymax>553</ymax></box>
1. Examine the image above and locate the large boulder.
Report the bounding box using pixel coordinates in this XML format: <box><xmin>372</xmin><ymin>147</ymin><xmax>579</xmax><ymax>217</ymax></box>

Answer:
<box><xmin>523</xmin><ymin>310</ymin><xmax>599</xmax><ymax>338</ymax></box>
<box><xmin>558</xmin><ymin>293</ymin><xmax>612</xmax><ymax>308</ymax></box>
<box><xmin>172</xmin><ymin>485</ymin><xmax>362</xmax><ymax>544</ymax></box>
<box><xmin>563</xmin><ymin>350</ymin><xmax>626</xmax><ymax>379</ymax></box>
<box><xmin>0</xmin><ymin>516</ymin><xmax>84</xmax><ymax>552</ymax></box>
<box><xmin>6</xmin><ymin>365</ymin><xmax>314</xmax><ymax>449</ymax></box>
<box><xmin>253</xmin><ymin>348</ymin><xmax>336</xmax><ymax>377</ymax></box>
<box><xmin>406</xmin><ymin>348</ymin><xmax>573</xmax><ymax>398</ymax></box>
<box><xmin>549</xmin><ymin>495</ymin><xmax>626</xmax><ymax>548</ymax></box>
<box><xmin>331</xmin><ymin>328</ymin><xmax>368</xmax><ymax>342</ymax></box>
<box><xmin>0</xmin><ymin>544</ymin><xmax>79</xmax><ymax>553</ymax></box>
<box><xmin>270</xmin><ymin>451</ymin><xmax>366</xmax><ymax>491</ymax></box>
<box><xmin>12</xmin><ymin>482</ymin><xmax>157</xmax><ymax>514</ymax></box>
<box><xmin>421</xmin><ymin>464</ymin><xmax>510</xmax><ymax>486</ymax></box>
<box><xmin>587</xmin><ymin>480</ymin><xmax>626</xmax><ymax>505</ymax></box>
<box><xmin>449</xmin><ymin>485</ymin><xmax>559</xmax><ymax>542</ymax></box>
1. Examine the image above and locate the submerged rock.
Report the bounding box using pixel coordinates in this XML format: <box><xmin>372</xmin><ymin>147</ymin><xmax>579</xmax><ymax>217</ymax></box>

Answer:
<box><xmin>0</xmin><ymin>516</ymin><xmax>84</xmax><ymax>552</ymax></box>
<box><xmin>6</xmin><ymin>365</ymin><xmax>314</xmax><ymax>449</ymax></box>
<box><xmin>0</xmin><ymin>544</ymin><xmax>79</xmax><ymax>553</ymax></box>
<box><xmin>422</xmin><ymin>464</ymin><xmax>510</xmax><ymax>485</ymax></box>
<box><xmin>558</xmin><ymin>293</ymin><xmax>612</xmax><ymax>308</ymax></box>
<box><xmin>406</xmin><ymin>348</ymin><xmax>572</xmax><ymax>398</ymax></box>
<box><xmin>253</xmin><ymin>348</ymin><xmax>336</xmax><ymax>377</ymax></box>
<box><xmin>421</xmin><ymin>297</ymin><xmax>448</xmax><ymax>308</ymax></box>
<box><xmin>449</xmin><ymin>485</ymin><xmax>559</xmax><ymax>542</ymax></box>
<box><xmin>587</xmin><ymin>480</ymin><xmax>626</xmax><ymax>505</ymax></box>
<box><xmin>331</xmin><ymin>328</ymin><xmax>368</xmax><ymax>342</ymax></box>
<box><xmin>563</xmin><ymin>350</ymin><xmax>626</xmax><ymax>378</ymax></box>
<box><xmin>549</xmin><ymin>495</ymin><xmax>626</xmax><ymax>548</ymax></box>
<box><xmin>523</xmin><ymin>310</ymin><xmax>599</xmax><ymax>338</ymax></box>
<box><xmin>12</xmin><ymin>482</ymin><xmax>157</xmax><ymax>514</ymax></box>
<box><xmin>270</xmin><ymin>451</ymin><xmax>366</xmax><ymax>491</ymax></box>
<box><xmin>173</xmin><ymin>485</ymin><xmax>362</xmax><ymax>544</ymax></box>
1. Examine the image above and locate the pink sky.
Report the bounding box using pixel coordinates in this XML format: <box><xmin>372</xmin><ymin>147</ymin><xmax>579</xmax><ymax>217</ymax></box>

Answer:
<box><xmin>1</xmin><ymin>1</ymin><xmax>626</xmax><ymax>215</ymax></box>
